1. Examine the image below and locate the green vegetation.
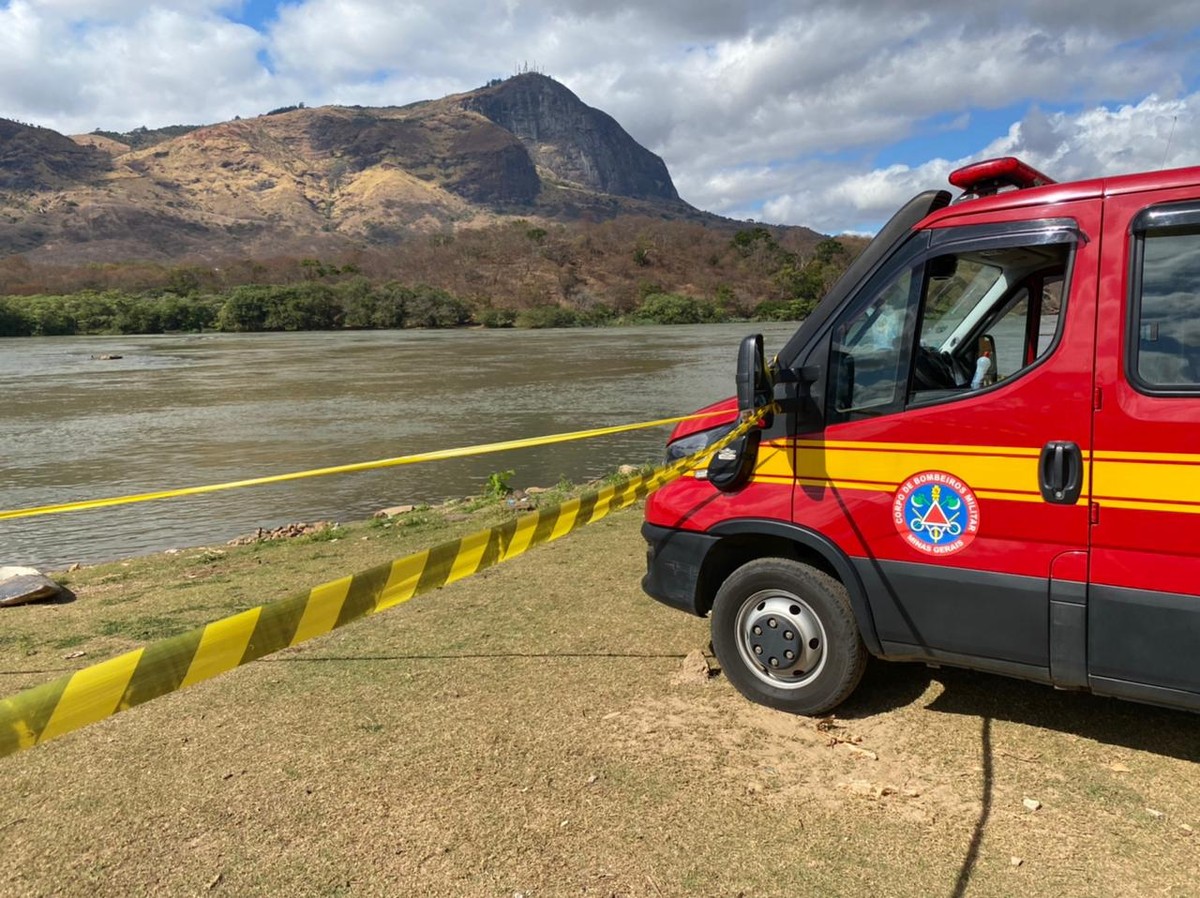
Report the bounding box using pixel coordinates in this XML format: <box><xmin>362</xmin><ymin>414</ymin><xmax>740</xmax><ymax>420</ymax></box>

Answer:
<box><xmin>305</xmin><ymin>525</ymin><xmax>348</xmax><ymax>543</ymax></box>
<box><xmin>633</xmin><ymin>292</ymin><xmax>728</xmax><ymax>325</ymax></box>
<box><xmin>98</xmin><ymin>614</ymin><xmax>192</xmax><ymax>641</ymax></box>
<box><xmin>89</xmin><ymin>123</ymin><xmax>202</xmax><ymax>149</ymax></box>
<box><xmin>0</xmin><ymin>282</ymin><xmax>471</xmax><ymax>337</ymax></box>
<box><xmin>264</xmin><ymin>102</ymin><xmax>306</xmax><ymax>116</ymax></box>
<box><xmin>483</xmin><ymin>469</ymin><xmax>516</xmax><ymax>499</ymax></box>
<box><xmin>0</xmin><ymin>291</ymin><xmax>222</xmax><ymax>336</ymax></box>
<box><xmin>513</xmin><ymin>304</ymin><xmax>613</xmax><ymax>328</ymax></box>
<box><xmin>0</xmin><ymin>225</ymin><xmax>859</xmax><ymax>336</ymax></box>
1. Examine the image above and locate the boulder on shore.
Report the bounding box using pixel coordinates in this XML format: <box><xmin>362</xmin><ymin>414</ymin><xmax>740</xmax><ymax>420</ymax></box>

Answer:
<box><xmin>0</xmin><ymin>566</ymin><xmax>63</xmax><ymax>607</ymax></box>
<box><xmin>374</xmin><ymin>505</ymin><xmax>416</xmax><ymax>519</ymax></box>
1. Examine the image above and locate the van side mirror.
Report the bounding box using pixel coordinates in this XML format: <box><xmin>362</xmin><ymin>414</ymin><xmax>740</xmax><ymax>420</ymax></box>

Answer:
<box><xmin>711</xmin><ymin>334</ymin><xmax>772</xmax><ymax>493</ymax></box>
<box><xmin>736</xmin><ymin>333</ymin><xmax>771</xmax><ymax>418</ymax></box>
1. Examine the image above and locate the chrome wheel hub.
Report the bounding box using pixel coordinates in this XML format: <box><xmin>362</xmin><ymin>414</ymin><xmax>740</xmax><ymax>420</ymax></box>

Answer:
<box><xmin>735</xmin><ymin>591</ymin><xmax>827</xmax><ymax>689</ymax></box>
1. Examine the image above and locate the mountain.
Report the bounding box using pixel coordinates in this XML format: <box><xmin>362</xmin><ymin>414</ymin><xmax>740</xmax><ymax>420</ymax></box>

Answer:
<box><xmin>463</xmin><ymin>75</ymin><xmax>679</xmax><ymax>202</ymax></box>
<box><xmin>0</xmin><ymin>119</ymin><xmax>110</xmax><ymax>192</ymax></box>
<box><xmin>0</xmin><ymin>74</ymin><xmax>746</xmax><ymax>264</ymax></box>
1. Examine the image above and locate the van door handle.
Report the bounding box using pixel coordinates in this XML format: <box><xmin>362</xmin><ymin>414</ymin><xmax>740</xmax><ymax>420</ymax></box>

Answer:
<box><xmin>1039</xmin><ymin>441</ymin><xmax>1083</xmax><ymax>505</ymax></box>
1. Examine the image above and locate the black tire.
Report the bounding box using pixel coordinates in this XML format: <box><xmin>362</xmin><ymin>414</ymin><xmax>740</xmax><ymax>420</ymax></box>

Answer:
<box><xmin>710</xmin><ymin>558</ymin><xmax>867</xmax><ymax>715</ymax></box>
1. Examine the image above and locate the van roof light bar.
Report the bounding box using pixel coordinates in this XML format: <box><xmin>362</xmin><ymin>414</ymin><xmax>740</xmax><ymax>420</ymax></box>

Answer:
<box><xmin>948</xmin><ymin>156</ymin><xmax>1056</xmax><ymax>198</ymax></box>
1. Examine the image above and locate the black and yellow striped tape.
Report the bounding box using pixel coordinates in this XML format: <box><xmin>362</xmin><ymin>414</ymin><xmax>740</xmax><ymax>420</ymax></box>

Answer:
<box><xmin>0</xmin><ymin>411</ymin><xmax>765</xmax><ymax>759</ymax></box>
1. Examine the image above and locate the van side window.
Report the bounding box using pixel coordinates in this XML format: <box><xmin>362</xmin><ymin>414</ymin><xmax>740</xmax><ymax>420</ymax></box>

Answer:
<box><xmin>1133</xmin><ymin>228</ymin><xmax>1200</xmax><ymax>389</ymax></box>
<box><xmin>825</xmin><ymin>235</ymin><xmax>1072</xmax><ymax>425</ymax></box>
<box><xmin>908</xmin><ymin>244</ymin><xmax>1070</xmax><ymax>404</ymax></box>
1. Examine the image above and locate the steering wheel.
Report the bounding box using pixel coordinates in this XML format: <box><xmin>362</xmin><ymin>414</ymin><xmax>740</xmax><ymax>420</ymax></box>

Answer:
<box><xmin>941</xmin><ymin>350</ymin><xmax>972</xmax><ymax>387</ymax></box>
<box><xmin>913</xmin><ymin>345</ymin><xmax>958</xmax><ymax>390</ymax></box>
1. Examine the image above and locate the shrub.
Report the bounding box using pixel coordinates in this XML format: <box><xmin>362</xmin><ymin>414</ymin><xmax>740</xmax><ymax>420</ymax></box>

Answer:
<box><xmin>515</xmin><ymin>306</ymin><xmax>580</xmax><ymax>328</ymax></box>
<box><xmin>635</xmin><ymin>293</ymin><xmax>727</xmax><ymax>325</ymax></box>
<box><xmin>479</xmin><ymin>307</ymin><xmax>517</xmax><ymax>328</ymax></box>
<box><xmin>20</xmin><ymin>296</ymin><xmax>78</xmax><ymax>335</ymax></box>
<box><xmin>372</xmin><ymin>283</ymin><xmax>410</xmax><ymax>328</ymax></box>
<box><xmin>217</xmin><ymin>285</ymin><xmax>272</xmax><ymax>331</ymax></box>
<box><xmin>483</xmin><ymin>469</ymin><xmax>515</xmax><ymax>499</ymax></box>
<box><xmin>405</xmin><ymin>284</ymin><xmax>471</xmax><ymax>328</ymax></box>
<box><xmin>279</xmin><ymin>283</ymin><xmax>340</xmax><ymax>330</ymax></box>
<box><xmin>753</xmin><ymin>297</ymin><xmax>817</xmax><ymax>321</ymax></box>
<box><xmin>0</xmin><ymin>298</ymin><xmax>31</xmax><ymax>336</ymax></box>
<box><xmin>335</xmin><ymin>277</ymin><xmax>376</xmax><ymax>329</ymax></box>
<box><xmin>577</xmin><ymin>304</ymin><xmax>615</xmax><ymax>326</ymax></box>
<box><xmin>217</xmin><ymin>283</ymin><xmax>340</xmax><ymax>331</ymax></box>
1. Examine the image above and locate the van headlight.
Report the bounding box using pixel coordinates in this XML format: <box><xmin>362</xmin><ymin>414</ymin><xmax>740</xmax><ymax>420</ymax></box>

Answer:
<box><xmin>665</xmin><ymin>423</ymin><xmax>736</xmax><ymax>463</ymax></box>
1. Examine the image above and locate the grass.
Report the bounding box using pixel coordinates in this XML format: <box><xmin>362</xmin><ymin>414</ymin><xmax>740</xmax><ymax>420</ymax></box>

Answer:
<box><xmin>1</xmin><ymin>492</ymin><xmax>1199</xmax><ymax>896</ymax></box>
<box><xmin>98</xmin><ymin>614</ymin><xmax>193</xmax><ymax>641</ymax></box>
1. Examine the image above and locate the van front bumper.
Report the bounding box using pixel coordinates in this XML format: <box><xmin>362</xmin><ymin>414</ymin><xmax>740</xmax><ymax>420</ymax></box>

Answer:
<box><xmin>640</xmin><ymin>522</ymin><xmax>718</xmax><ymax>617</ymax></box>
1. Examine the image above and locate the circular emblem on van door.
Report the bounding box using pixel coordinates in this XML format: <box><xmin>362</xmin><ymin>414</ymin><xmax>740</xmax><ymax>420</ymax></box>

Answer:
<box><xmin>892</xmin><ymin>471</ymin><xmax>980</xmax><ymax>556</ymax></box>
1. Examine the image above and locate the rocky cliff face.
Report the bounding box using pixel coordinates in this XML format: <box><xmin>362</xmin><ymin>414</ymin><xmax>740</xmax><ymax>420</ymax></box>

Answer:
<box><xmin>0</xmin><ymin>74</ymin><xmax>694</xmax><ymax>263</ymax></box>
<box><xmin>462</xmin><ymin>74</ymin><xmax>680</xmax><ymax>202</ymax></box>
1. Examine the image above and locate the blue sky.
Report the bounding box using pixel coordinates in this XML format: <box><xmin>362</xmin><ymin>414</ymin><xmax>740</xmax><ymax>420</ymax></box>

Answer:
<box><xmin>225</xmin><ymin>0</ymin><xmax>276</xmax><ymax>28</ymax></box>
<box><xmin>2</xmin><ymin>0</ymin><xmax>1199</xmax><ymax>233</ymax></box>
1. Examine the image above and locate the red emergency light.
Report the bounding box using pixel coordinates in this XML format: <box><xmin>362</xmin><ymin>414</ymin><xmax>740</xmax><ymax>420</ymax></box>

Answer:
<box><xmin>948</xmin><ymin>156</ymin><xmax>1056</xmax><ymax>197</ymax></box>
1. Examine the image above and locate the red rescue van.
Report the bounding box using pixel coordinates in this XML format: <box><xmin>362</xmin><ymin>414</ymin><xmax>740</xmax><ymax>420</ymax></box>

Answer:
<box><xmin>642</xmin><ymin>157</ymin><xmax>1200</xmax><ymax>715</ymax></box>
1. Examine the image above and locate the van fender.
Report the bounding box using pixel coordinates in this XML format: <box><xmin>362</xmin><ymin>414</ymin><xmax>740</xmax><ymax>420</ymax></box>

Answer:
<box><xmin>708</xmin><ymin>519</ymin><xmax>883</xmax><ymax>656</ymax></box>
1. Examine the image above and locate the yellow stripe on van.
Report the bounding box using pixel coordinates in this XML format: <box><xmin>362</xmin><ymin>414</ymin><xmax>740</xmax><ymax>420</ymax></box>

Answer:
<box><xmin>1093</xmin><ymin>449</ymin><xmax>1200</xmax><ymax>465</ymax></box>
<box><xmin>793</xmin><ymin>441</ymin><xmax>1046</xmax><ymax>498</ymax></box>
<box><xmin>754</xmin><ymin>443</ymin><xmax>795</xmax><ymax>478</ymax></box>
<box><xmin>795</xmin><ymin>439</ymin><xmax>1041</xmax><ymax>459</ymax></box>
<box><xmin>1100</xmin><ymin>498</ymin><xmax>1200</xmax><ymax>515</ymax></box>
<box><xmin>742</xmin><ymin>438</ymin><xmax>1200</xmax><ymax>513</ymax></box>
<box><xmin>1092</xmin><ymin>455</ymin><xmax>1200</xmax><ymax>510</ymax></box>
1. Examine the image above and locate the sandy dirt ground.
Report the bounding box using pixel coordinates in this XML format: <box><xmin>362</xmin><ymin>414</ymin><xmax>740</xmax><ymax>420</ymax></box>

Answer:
<box><xmin>1</xmin><ymin>507</ymin><xmax>1197</xmax><ymax>897</ymax></box>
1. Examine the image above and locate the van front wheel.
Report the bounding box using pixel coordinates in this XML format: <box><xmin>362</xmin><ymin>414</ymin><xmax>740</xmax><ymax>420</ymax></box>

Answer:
<box><xmin>710</xmin><ymin>558</ymin><xmax>866</xmax><ymax>715</ymax></box>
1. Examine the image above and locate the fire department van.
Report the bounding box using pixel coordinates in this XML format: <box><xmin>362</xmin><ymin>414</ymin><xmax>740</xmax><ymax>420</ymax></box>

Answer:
<box><xmin>642</xmin><ymin>157</ymin><xmax>1200</xmax><ymax>715</ymax></box>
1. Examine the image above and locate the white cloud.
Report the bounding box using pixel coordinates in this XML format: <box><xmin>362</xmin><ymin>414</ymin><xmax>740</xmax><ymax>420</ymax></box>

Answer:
<box><xmin>0</xmin><ymin>1</ymin><xmax>274</xmax><ymax>128</ymax></box>
<box><xmin>986</xmin><ymin>96</ymin><xmax>1196</xmax><ymax>179</ymax></box>
<box><xmin>76</xmin><ymin>10</ymin><xmax>271</xmax><ymax>127</ymax></box>
<box><xmin>29</xmin><ymin>0</ymin><xmax>227</xmax><ymax>19</ymax></box>
<box><xmin>0</xmin><ymin>0</ymin><xmax>1197</xmax><ymax>232</ymax></box>
<box><xmin>750</xmin><ymin>93</ymin><xmax>1200</xmax><ymax>233</ymax></box>
<box><xmin>602</xmin><ymin>14</ymin><xmax>1189</xmax><ymax>206</ymax></box>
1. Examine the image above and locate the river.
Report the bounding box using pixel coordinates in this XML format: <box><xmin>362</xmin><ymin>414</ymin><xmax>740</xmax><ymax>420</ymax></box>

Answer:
<box><xmin>0</xmin><ymin>323</ymin><xmax>799</xmax><ymax>569</ymax></box>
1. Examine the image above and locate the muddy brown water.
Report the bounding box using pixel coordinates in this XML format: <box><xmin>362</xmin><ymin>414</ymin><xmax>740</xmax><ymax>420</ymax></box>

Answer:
<box><xmin>0</xmin><ymin>323</ymin><xmax>798</xmax><ymax>568</ymax></box>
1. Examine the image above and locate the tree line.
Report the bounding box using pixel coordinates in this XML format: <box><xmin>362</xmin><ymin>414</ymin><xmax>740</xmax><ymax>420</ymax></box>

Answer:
<box><xmin>0</xmin><ymin>281</ymin><xmax>766</xmax><ymax>336</ymax></box>
<box><xmin>0</xmin><ymin>222</ymin><xmax>858</xmax><ymax>337</ymax></box>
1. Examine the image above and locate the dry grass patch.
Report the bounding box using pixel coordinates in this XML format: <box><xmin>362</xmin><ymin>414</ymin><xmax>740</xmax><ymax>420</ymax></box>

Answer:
<box><xmin>2</xmin><ymin>502</ymin><xmax>1198</xmax><ymax>897</ymax></box>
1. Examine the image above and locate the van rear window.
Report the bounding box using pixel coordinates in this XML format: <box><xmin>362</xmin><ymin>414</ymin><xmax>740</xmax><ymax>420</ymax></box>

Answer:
<box><xmin>1135</xmin><ymin>229</ymin><xmax>1200</xmax><ymax>390</ymax></box>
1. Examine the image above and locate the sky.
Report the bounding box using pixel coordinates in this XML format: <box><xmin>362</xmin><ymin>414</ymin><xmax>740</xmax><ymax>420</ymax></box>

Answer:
<box><xmin>2</xmin><ymin>0</ymin><xmax>1199</xmax><ymax>234</ymax></box>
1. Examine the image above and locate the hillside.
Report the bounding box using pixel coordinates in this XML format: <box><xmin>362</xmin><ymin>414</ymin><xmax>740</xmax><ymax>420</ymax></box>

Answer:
<box><xmin>0</xmin><ymin>74</ymin><xmax>797</xmax><ymax>265</ymax></box>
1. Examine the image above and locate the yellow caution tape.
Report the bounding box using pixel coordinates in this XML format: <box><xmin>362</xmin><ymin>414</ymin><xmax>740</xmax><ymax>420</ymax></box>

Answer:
<box><xmin>0</xmin><ymin>410</ymin><xmax>768</xmax><ymax>759</ymax></box>
<box><xmin>0</xmin><ymin>409</ymin><xmax>734</xmax><ymax>522</ymax></box>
